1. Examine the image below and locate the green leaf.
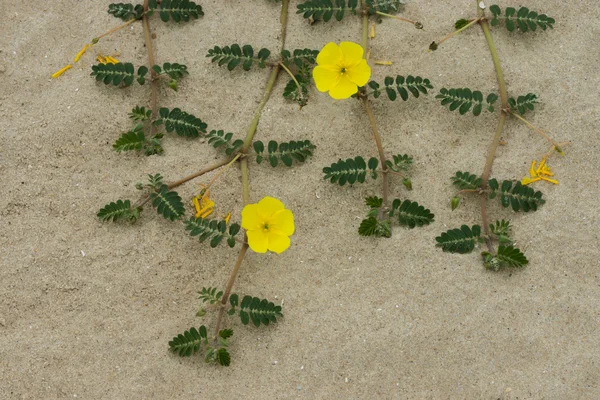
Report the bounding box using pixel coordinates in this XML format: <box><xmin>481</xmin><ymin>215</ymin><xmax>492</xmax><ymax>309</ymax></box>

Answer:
<box><xmin>365</xmin><ymin>196</ymin><xmax>383</xmax><ymax>208</ymax></box>
<box><xmin>149</xmin><ymin>0</ymin><xmax>204</xmax><ymax>22</ymax></box>
<box><xmin>113</xmin><ymin>124</ymin><xmax>146</xmax><ymax>152</ymax></box>
<box><xmin>482</xmin><ymin>245</ymin><xmax>528</xmax><ymax>271</ymax></box>
<box><xmin>297</xmin><ymin>0</ymin><xmax>357</xmax><ymax>23</ymax></box>
<box><xmin>237</xmin><ymin>295</ymin><xmax>283</xmax><ymax>327</ymax></box>
<box><xmin>216</xmin><ymin>348</ymin><xmax>231</xmax><ymax>366</ymax></box>
<box><xmin>97</xmin><ymin>199</ymin><xmax>140</xmax><ymax>222</ymax></box>
<box><xmin>370</xmin><ymin>75</ymin><xmax>433</xmax><ymax>101</ymax></box>
<box><xmin>107</xmin><ymin>3</ymin><xmax>144</xmax><ymax>20</ymax></box>
<box><xmin>169</xmin><ymin>326</ymin><xmax>208</xmax><ymax>357</ymax></box>
<box><xmin>253</xmin><ymin>140</ymin><xmax>315</xmax><ymax>167</ymax></box>
<box><xmin>365</xmin><ymin>0</ymin><xmax>403</xmax><ymax>15</ymax></box>
<box><xmin>390</xmin><ymin>200</ymin><xmax>435</xmax><ymax>229</ymax></box>
<box><xmin>150</xmin><ymin>184</ymin><xmax>185</xmax><ymax>221</ymax></box>
<box><xmin>90</xmin><ymin>62</ymin><xmax>136</xmax><ymax>87</ymax></box>
<box><xmin>198</xmin><ymin>287</ymin><xmax>223</xmax><ymax>304</ymax></box>
<box><xmin>489</xmin><ymin>180</ymin><xmax>545</xmax><ymax>212</ymax></box>
<box><xmin>436</xmin><ymin>225</ymin><xmax>481</xmax><ymax>254</ymax></box>
<box><xmin>155</xmin><ymin>107</ymin><xmax>207</xmax><ymax>138</ymax></box>
<box><xmin>451</xmin><ymin>171</ymin><xmax>482</xmax><ymax>190</ymax></box>
<box><xmin>207</xmin><ymin>45</ymin><xmax>271</xmax><ymax>71</ymax></box>
<box><xmin>128</xmin><ymin>105</ymin><xmax>152</xmax><ymax>121</ymax></box>
<box><xmin>185</xmin><ymin>216</ymin><xmax>240</xmax><ymax>248</ymax></box>
<box><xmin>206</xmin><ymin>130</ymin><xmax>243</xmax><ymax>155</ymax></box>
<box><xmin>323</xmin><ymin>156</ymin><xmax>377</xmax><ymax>186</ymax></box>
<box><xmin>508</xmin><ymin>93</ymin><xmax>538</xmax><ymax>115</ymax></box>
<box><xmin>490</xmin><ymin>5</ymin><xmax>555</xmax><ymax>32</ymax></box>
<box><xmin>436</xmin><ymin>88</ymin><xmax>497</xmax><ymax>116</ymax></box>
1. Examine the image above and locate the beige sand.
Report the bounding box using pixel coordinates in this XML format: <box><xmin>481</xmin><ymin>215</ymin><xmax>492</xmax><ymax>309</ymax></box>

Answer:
<box><xmin>1</xmin><ymin>0</ymin><xmax>599</xmax><ymax>398</ymax></box>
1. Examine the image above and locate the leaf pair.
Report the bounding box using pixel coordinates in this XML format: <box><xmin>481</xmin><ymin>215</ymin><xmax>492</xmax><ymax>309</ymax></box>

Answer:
<box><xmin>207</xmin><ymin>44</ymin><xmax>270</xmax><ymax>71</ymax></box>
<box><xmin>253</xmin><ymin>140</ymin><xmax>316</xmax><ymax>167</ymax></box>
<box><xmin>436</xmin><ymin>88</ymin><xmax>498</xmax><ymax>115</ymax></box>
<box><xmin>368</xmin><ymin>75</ymin><xmax>433</xmax><ymax>101</ymax></box>
<box><xmin>489</xmin><ymin>5</ymin><xmax>555</xmax><ymax>32</ymax></box>
<box><xmin>185</xmin><ymin>217</ymin><xmax>241</xmax><ymax>248</ymax></box>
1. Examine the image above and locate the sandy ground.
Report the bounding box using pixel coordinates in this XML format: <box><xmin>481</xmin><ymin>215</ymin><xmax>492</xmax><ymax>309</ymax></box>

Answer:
<box><xmin>1</xmin><ymin>0</ymin><xmax>599</xmax><ymax>398</ymax></box>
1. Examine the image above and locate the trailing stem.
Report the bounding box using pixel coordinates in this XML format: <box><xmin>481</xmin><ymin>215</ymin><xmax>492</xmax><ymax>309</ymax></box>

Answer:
<box><xmin>477</xmin><ymin>2</ymin><xmax>509</xmax><ymax>252</ymax></box>
<box><xmin>214</xmin><ymin>0</ymin><xmax>289</xmax><ymax>339</ymax></box>
<box><xmin>361</xmin><ymin>2</ymin><xmax>389</xmax><ymax>207</ymax></box>
<box><xmin>143</xmin><ymin>0</ymin><xmax>159</xmax><ymax>137</ymax></box>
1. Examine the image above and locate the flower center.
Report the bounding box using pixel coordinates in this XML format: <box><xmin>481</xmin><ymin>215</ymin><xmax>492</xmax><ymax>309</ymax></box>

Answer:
<box><xmin>340</xmin><ymin>67</ymin><xmax>347</xmax><ymax>74</ymax></box>
<box><xmin>262</xmin><ymin>223</ymin><xmax>270</xmax><ymax>231</ymax></box>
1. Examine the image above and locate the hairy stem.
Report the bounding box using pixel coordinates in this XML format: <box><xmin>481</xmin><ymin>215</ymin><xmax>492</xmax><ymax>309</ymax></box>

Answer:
<box><xmin>509</xmin><ymin>111</ymin><xmax>563</xmax><ymax>153</ymax></box>
<box><xmin>93</xmin><ymin>16</ymin><xmax>141</xmax><ymax>43</ymax></box>
<box><xmin>432</xmin><ymin>17</ymin><xmax>481</xmax><ymax>48</ymax></box>
<box><xmin>361</xmin><ymin>3</ymin><xmax>389</xmax><ymax>207</ymax></box>
<box><xmin>214</xmin><ymin>0</ymin><xmax>289</xmax><ymax>339</ymax></box>
<box><xmin>143</xmin><ymin>0</ymin><xmax>159</xmax><ymax>137</ymax></box>
<box><xmin>477</xmin><ymin>2</ymin><xmax>509</xmax><ymax>252</ymax></box>
<box><xmin>375</xmin><ymin>11</ymin><xmax>422</xmax><ymax>28</ymax></box>
<box><xmin>204</xmin><ymin>154</ymin><xmax>242</xmax><ymax>193</ymax></box>
<box><xmin>167</xmin><ymin>158</ymin><xmax>234</xmax><ymax>190</ymax></box>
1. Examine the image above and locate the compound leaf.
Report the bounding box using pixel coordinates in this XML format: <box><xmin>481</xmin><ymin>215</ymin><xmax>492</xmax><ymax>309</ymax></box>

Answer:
<box><xmin>435</xmin><ymin>225</ymin><xmax>481</xmax><ymax>254</ymax></box>
<box><xmin>154</xmin><ymin>107</ymin><xmax>207</xmax><ymax>138</ymax></box>
<box><xmin>150</xmin><ymin>184</ymin><xmax>185</xmax><ymax>221</ymax></box>
<box><xmin>168</xmin><ymin>326</ymin><xmax>208</xmax><ymax>357</ymax></box>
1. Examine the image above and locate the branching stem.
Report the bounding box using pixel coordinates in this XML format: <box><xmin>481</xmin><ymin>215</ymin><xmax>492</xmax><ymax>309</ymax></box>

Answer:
<box><xmin>375</xmin><ymin>11</ymin><xmax>422</xmax><ymax>28</ymax></box>
<box><xmin>477</xmin><ymin>3</ymin><xmax>508</xmax><ymax>253</ymax></box>
<box><xmin>142</xmin><ymin>0</ymin><xmax>159</xmax><ymax>137</ymax></box>
<box><xmin>432</xmin><ymin>17</ymin><xmax>481</xmax><ymax>49</ymax></box>
<box><xmin>509</xmin><ymin>111</ymin><xmax>563</xmax><ymax>153</ymax></box>
<box><xmin>214</xmin><ymin>0</ymin><xmax>289</xmax><ymax>340</ymax></box>
<box><xmin>93</xmin><ymin>16</ymin><xmax>141</xmax><ymax>43</ymax></box>
<box><xmin>361</xmin><ymin>3</ymin><xmax>389</xmax><ymax>207</ymax></box>
<box><xmin>204</xmin><ymin>154</ymin><xmax>242</xmax><ymax>193</ymax></box>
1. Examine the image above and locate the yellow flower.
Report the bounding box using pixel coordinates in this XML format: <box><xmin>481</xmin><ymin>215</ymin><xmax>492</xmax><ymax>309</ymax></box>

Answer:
<box><xmin>313</xmin><ymin>42</ymin><xmax>371</xmax><ymax>100</ymax></box>
<box><xmin>242</xmin><ymin>196</ymin><xmax>295</xmax><ymax>254</ymax></box>
<box><xmin>51</xmin><ymin>64</ymin><xmax>72</xmax><ymax>79</ymax></box>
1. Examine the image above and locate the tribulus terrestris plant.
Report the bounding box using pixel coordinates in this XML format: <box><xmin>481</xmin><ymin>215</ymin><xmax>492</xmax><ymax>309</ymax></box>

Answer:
<box><xmin>55</xmin><ymin>0</ymin><xmax>317</xmax><ymax>366</ymax></box>
<box><xmin>297</xmin><ymin>0</ymin><xmax>435</xmax><ymax>238</ymax></box>
<box><xmin>430</xmin><ymin>2</ymin><xmax>567</xmax><ymax>271</ymax></box>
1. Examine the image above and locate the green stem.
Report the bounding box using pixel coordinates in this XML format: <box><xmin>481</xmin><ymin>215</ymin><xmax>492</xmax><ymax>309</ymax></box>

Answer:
<box><xmin>431</xmin><ymin>17</ymin><xmax>481</xmax><ymax>49</ymax></box>
<box><xmin>142</xmin><ymin>0</ymin><xmax>158</xmax><ymax>137</ymax></box>
<box><xmin>375</xmin><ymin>11</ymin><xmax>421</xmax><ymax>28</ymax></box>
<box><xmin>214</xmin><ymin>0</ymin><xmax>289</xmax><ymax>340</ymax></box>
<box><xmin>477</xmin><ymin>2</ymin><xmax>508</xmax><ymax>252</ymax></box>
<box><xmin>279</xmin><ymin>62</ymin><xmax>301</xmax><ymax>88</ymax></box>
<box><xmin>361</xmin><ymin>3</ymin><xmax>389</xmax><ymax>207</ymax></box>
<box><xmin>509</xmin><ymin>111</ymin><xmax>562</xmax><ymax>152</ymax></box>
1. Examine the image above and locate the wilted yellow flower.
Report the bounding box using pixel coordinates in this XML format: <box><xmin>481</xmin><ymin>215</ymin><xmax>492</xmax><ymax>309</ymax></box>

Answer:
<box><xmin>74</xmin><ymin>44</ymin><xmax>90</xmax><ymax>62</ymax></box>
<box><xmin>51</xmin><ymin>64</ymin><xmax>72</xmax><ymax>79</ymax></box>
<box><xmin>192</xmin><ymin>187</ymin><xmax>215</xmax><ymax>219</ymax></box>
<box><xmin>242</xmin><ymin>196</ymin><xmax>295</xmax><ymax>254</ymax></box>
<box><xmin>312</xmin><ymin>42</ymin><xmax>371</xmax><ymax>100</ymax></box>
<box><xmin>521</xmin><ymin>157</ymin><xmax>558</xmax><ymax>185</ymax></box>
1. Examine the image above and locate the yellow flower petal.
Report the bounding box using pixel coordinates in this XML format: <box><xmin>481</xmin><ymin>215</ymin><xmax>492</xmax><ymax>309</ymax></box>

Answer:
<box><xmin>536</xmin><ymin>158</ymin><xmax>547</xmax><ymax>175</ymax></box>
<box><xmin>51</xmin><ymin>64</ymin><xmax>72</xmax><ymax>78</ymax></box>
<box><xmin>540</xmin><ymin>176</ymin><xmax>559</xmax><ymax>185</ymax></box>
<box><xmin>339</xmin><ymin>41</ymin><xmax>364</xmax><ymax>66</ymax></box>
<box><xmin>329</xmin><ymin>75</ymin><xmax>359</xmax><ymax>100</ymax></box>
<box><xmin>521</xmin><ymin>176</ymin><xmax>541</xmax><ymax>185</ymax></box>
<box><xmin>313</xmin><ymin>65</ymin><xmax>341</xmax><ymax>92</ymax></box>
<box><xmin>257</xmin><ymin>196</ymin><xmax>285</xmax><ymax>214</ymax></box>
<box><xmin>97</xmin><ymin>55</ymin><xmax>107</xmax><ymax>64</ymax></box>
<box><xmin>247</xmin><ymin>230</ymin><xmax>269</xmax><ymax>253</ymax></box>
<box><xmin>74</xmin><ymin>44</ymin><xmax>90</xmax><ymax>62</ymax></box>
<box><xmin>223</xmin><ymin>212</ymin><xmax>231</xmax><ymax>224</ymax></box>
<box><xmin>529</xmin><ymin>161</ymin><xmax>538</xmax><ymax>178</ymax></box>
<box><xmin>346</xmin><ymin>59</ymin><xmax>371</xmax><ymax>86</ymax></box>
<box><xmin>241</xmin><ymin>203</ymin><xmax>262</xmax><ymax>231</ymax></box>
<box><xmin>316</xmin><ymin>42</ymin><xmax>342</xmax><ymax>66</ymax></box>
<box><xmin>266</xmin><ymin>232</ymin><xmax>291</xmax><ymax>254</ymax></box>
<box><xmin>270</xmin><ymin>209</ymin><xmax>295</xmax><ymax>236</ymax></box>
<box><xmin>105</xmin><ymin>56</ymin><xmax>119</xmax><ymax>64</ymax></box>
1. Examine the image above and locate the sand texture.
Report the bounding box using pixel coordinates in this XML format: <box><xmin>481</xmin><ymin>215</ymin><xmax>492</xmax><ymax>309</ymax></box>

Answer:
<box><xmin>1</xmin><ymin>0</ymin><xmax>599</xmax><ymax>398</ymax></box>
